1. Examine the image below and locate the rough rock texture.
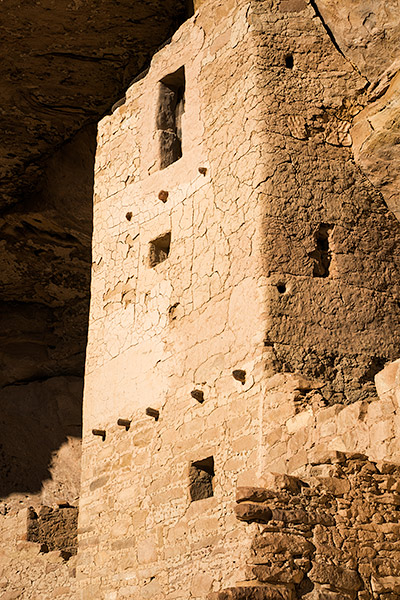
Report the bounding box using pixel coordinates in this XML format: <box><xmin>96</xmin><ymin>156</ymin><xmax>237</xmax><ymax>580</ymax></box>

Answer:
<box><xmin>229</xmin><ymin>456</ymin><xmax>400</xmax><ymax>599</ymax></box>
<box><xmin>312</xmin><ymin>1</ymin><xmax>400</xmax><ymax>221</ymax></box>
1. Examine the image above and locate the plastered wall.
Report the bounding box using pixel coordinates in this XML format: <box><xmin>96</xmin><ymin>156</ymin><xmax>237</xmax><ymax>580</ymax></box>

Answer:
<box><xmin>79</xmin><ymin>1</ymin><xmax>266</xmax><ymax>598</ymax></box>
<box><xmin>78</xmin><ymin>0</ymin><xmax>400</xmax><ymax>599</ymax></box>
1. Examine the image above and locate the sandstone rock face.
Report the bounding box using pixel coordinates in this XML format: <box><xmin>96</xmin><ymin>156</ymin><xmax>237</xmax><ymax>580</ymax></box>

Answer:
<box><xmin>312</xmin><ymin>0</ymin><xmax>400</xmax><ymax>221</ymax></box>
<box><xmin>0</xmin><ymin>0</ymin><xmax>189</xmax><ymax>208</ymax></box>
<box><xmin>312</xmin><ymin>0</ymin><xmax>399</xmax><ymax>82</ymax></box>
<box><xmin>0</xmin><ymin>376</ymin><xmax>82</xmax><ymax>507</ymax></box>
<box><xmin>0</xmin><ymin>126</ymin><xmax>93</xmax><ymax>513</ymax></box>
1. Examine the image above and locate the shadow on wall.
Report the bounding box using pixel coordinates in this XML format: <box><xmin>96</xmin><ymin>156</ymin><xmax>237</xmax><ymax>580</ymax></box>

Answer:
<box><xmin>0</xmin><ymin>377</ymin><xmax>82</xmax><ymax>500</ymax></box>
<box><xmin>0</xmin><ymin>124</ymin><xmax>96</xmax><ymax>502</ymax></box>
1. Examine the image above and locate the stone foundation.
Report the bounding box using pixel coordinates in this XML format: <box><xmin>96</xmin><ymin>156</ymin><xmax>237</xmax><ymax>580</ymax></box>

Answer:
<box><xmin>225</xmin><ymin>454</ymin><xmax>400</xmax><ymax>599</ymax></box>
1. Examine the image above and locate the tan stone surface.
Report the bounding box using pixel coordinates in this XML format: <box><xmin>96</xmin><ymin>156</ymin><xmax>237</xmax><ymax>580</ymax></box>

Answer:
<box><xmin>231</xmin><ymin>455</ymin><xmax>400</xmax><ymax>599</ymax></box>
<box><xmin>76</xmin><ymin>1</ymin><xmax>400</xmax><ymax>598</ymax></box>
<box><xmin>312</xmin><ymin>0</ymin><xmax>399</xmax><ymax>82</ymax></box>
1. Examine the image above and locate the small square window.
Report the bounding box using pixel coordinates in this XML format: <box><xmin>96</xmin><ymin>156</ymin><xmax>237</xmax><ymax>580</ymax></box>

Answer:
<box><xmin>149</xmin><ymin>232</ymin><xmax>171</xmax><ymax>267</ymax></box>
<box><xmin>189</xmin><ymin>456</ymin><xmax>214</xmax><ymax>502</ymax></box>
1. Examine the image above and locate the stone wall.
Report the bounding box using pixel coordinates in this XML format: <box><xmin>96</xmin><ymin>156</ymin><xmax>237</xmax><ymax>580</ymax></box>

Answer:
<box><xmin>221</xmin><ymin>455</ymin><xmax>400</xmax><ymax>600</ymax></box>
<box><xmin>259</xmin><ymin>360</ymin><xmax>400</xmax><ymax>476</ymax></box>
<box><xmin>0</xmin><ymin>507</ymin><xmax>77</xmax><ymax>599</ymax></box>
<box><xmin>79</xmin><ymin>2</ymin><xmax>265</xmax><ymax>595</ymax></box>
<box><xmin>251</xmin><ymin>0</ymin><xmax>400</xmax><ymax>404</ymax></box>
<box><xmin>78</xmin><ymin>0</ymin><xmax>400</xmax><ymax>598</ymax></box>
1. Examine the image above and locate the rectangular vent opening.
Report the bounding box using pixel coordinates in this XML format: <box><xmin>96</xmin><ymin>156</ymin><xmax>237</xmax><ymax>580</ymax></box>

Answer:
<box><xmin>189</xmin><ymin>456</ymin><xmax>214</xmax><ymax>502</ymax></box>
<box><xmin>149</xmin><ymin>232</ymin><xmax>171</xmax><ymax>267</ymax></box>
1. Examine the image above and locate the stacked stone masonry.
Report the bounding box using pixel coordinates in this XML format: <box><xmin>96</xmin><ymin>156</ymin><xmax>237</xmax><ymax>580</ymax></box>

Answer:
<box><xmin>225</xmin><ymin>454</ymin><xmax>400</xmax><ymax>600</ymax></box>
<box><xmin>3</xmin><ymin>0</ymin><xmax>400</xmax><ymax>598</ymax></box>
<box><xmin>0</xmin><ymin>506</ymin><xmax>77</xmax><ymax>599</ymax></box>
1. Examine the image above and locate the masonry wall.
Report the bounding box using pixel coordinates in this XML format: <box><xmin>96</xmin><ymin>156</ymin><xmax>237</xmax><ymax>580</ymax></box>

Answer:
<box><xmin>79</xmin><ymin>2</ymin><xmax>267</xmax><ymax>598</ymax></box>
<box><xmin>251</xmin><ymin>1</ymin><xmax>400</xmax><ymax>405</ymax></box>
<box><xmin>78</xmin><ymin>0</ymin><xmax>400</xmax><ymax>599</ymax></box>
<box><xmin>230</xmin><ymin>455</ymin><xmax>400</xmax><ymax>600</ymax></box>
<box><xmin>0</xmin><ymin>507</ymin><xmax>77</xmax><ymax>600</ymax></box>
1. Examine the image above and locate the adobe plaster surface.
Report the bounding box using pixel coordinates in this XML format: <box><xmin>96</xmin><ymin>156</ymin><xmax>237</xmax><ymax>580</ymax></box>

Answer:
<box><xmin>77</xmin><ymin>0</ymin><xmax>400</xmax><ymax>598</ymax></box>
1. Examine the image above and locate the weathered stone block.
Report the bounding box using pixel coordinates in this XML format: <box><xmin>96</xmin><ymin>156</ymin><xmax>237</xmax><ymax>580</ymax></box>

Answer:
<box><xmin>235</xmin><ymin>503</ymin><xmax>272</xmax><ymax>523</ymax></box>
<box><xmin>309</xmin><ymin>563</ymin><xmax>362</xmax><ymax>592</ymax></box>
<box><xmin>252</xmin><ymin>532</ymin><xmax>314</xmax><ymax>557</ymax></box>
<box><xmin>211</xmin><ymin>585</ymin><xmax>295</xmax><ymax>600</ymax></box>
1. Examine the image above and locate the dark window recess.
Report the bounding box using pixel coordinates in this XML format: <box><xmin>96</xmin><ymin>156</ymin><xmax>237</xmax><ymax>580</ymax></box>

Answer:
<box><xmin>149</xmin><ymin>232</ymin><xmax>171</xmax><ymax>267</ymax></box>
<box><xmin>285</xmin><ymin>54</ymin><xmax>294</xmax><ymax>69</ymax></box>
<box><xmin>189</xmin><ymin>456</ymin><xmax>214</xmax><ymax>501</ymax></box>
<box><xmin>157</xmin><ymin>67</ymin><xmax>185</xmax><ymax>169</ymax></box>
<box><xmin>309</xmin><ymin>224</ymin><xmax>333</xmax><ymax>278</ymax></box>
<box><xmin>27</xmin><ymin>506</ymin><xmax>78</xmax><ymax>559</ymax></box>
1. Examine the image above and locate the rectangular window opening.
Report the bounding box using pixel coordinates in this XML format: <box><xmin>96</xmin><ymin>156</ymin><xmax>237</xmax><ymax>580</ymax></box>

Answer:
<box><xmin>309</xmin><ymin>223</ymin><xmax>333</xmax><ymax>278</ymax></box>
<box><xmin>189</xmin><ymin>456</ymin><xmax>214</xmax><ymax>502</ymax></box>
<box><xmin>157</xmin><ymin>66</ymin><xmax>185</xmax><ymax>169</ymax></box>
<box><xmin>149</xmin><ymin>232</ymin><xmax>171</xmax><ymax>267</ymax></box>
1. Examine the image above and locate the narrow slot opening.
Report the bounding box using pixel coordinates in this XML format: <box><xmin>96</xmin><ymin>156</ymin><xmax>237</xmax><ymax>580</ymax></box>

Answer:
<box><xmin>157</xmin><ymin>67</ymin><xmax>185</xmax><ymax>169</ymax></box>
<box><xmin>309</xmin><ymin>224</ymin><xmax>333</xmax><ymax>278</ymax></box>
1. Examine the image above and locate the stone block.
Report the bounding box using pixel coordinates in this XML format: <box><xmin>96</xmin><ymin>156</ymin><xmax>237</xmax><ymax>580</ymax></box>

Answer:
<box><xmin>309</xmin><ymin>563</ymin><xmax>362</xmax><ymax>592</ymax></box>
<box><xmin>252</xmin><ymin>532</ymin><xmax>314</xmax><ymax>557</ymax></box>
<box><xmin>308</xmin><ymin>449</ymin><xmax>346</xmax><ymax>466</ymax></box>
<box><xmin>211</xmin><ymin>585</ymin><xmax>295</xmax><ymax>600</ymax></box>
<box><xmin>191</xmin><ymin>573</ymin><xmax>213</xmax><ymax>596</ymax></box>
<box><xmin>260</xmin><ymin>473</ymin><xmax>302</xmax><ymax>494</ymax></box>
<box><xmin>371</xmin><ymin>575</ymin><xmax>400</xmax><ymax>593</ymax></box>
<box><xmin>316</xmin><ymin>477</ymin><xmax>350</xmax><ymax>496</ymax></box>
<box><xmin>252</xmin><ymin>562</ymin><xmax>304</xmax><ymax>585</ymax></box>
<box><xmin>375</xmin><ymin>359</ymin><xmax>400</xmax><ymax>399</ymax></box>
<box><xmin>137</xmin><ymin>537</ymin><xmax>158</xmax><ymax>564</ymax></box>
<box><xmin>279</xmin><ymin>0</ymin><xmax>307</xmax><ymax>12</ymax></box>
<box><xmin>235</xmin><ymin>503</ymin><xmax>272</xmax><ymax>523</ymax></box>
<box><xmin>236</xmin><ymin>487</ymin><xmax>277</xmax><ymax>504</ymax></box>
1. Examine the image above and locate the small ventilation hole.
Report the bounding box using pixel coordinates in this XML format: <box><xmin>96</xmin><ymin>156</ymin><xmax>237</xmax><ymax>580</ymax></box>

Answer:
<box><xmin>285</xmin><ymin>54</ymin><xmax>294</xmax><ymax>69</ymax></box>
